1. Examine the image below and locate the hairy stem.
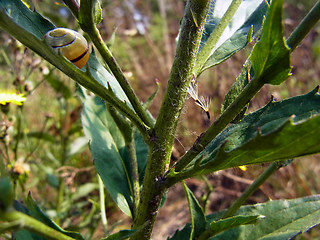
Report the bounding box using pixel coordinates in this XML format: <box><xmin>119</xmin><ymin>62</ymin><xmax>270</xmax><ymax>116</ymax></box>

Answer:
<box><xmin>131</xmin><ymin>0</ymin><xmax>210</xmax><ymax>239</ymax></box>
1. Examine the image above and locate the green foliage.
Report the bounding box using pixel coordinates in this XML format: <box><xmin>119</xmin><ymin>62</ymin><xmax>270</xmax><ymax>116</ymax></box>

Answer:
<box><xmin>198</xmin><ymin>0</ymin><xmax>268</xmax><ymax>74</ymax></box>
<box><xmin>11</xmin><ymin>194</ymin><xmax>85</xmax><ymax>240</ymax></box>
<box><xmin>169</xmin><ymin>195</ymin><xmax>320</xmax><ymax>240</ymax></box>
<box><xmin>81</xmin><ymin>95</ymin><xmax>148</xmax><ymax>217</ymax></box>
<box><xmin>1</xmin><ymin>0</ymin><xmax>320</xmax><ymax>239</ymax></box>
<box><xmin>183</xmin><ymin>87</ymin><xmax>320</xmax><ymax>175</ymax></box>
<box><xmin>250</xmin><ymin>0</ymin><xmax>291</xmax><ymax>85</ymax></box>
<box><xmin>0</xmin><ymin>177</ymin><xmax>13</xmax><ymax>210</ymax></box>
<box><xmin>183</xmin><ymin>182</ymin><xmax>206</xmax><ymax>239</ymax></box>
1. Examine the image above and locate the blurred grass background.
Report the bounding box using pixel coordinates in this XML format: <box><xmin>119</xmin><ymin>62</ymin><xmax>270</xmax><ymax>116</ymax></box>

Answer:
<box><xmin>0</xmin><ymin>0</ymin><xmax>319</xmax><ymax>239</ymax></box>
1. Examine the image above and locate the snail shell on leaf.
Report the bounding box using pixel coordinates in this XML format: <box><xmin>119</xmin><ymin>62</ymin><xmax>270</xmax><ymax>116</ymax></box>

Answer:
<box><xmin>44</xmin><ymin>28</ymin><xmax>89</xmax><ymax>69</ymax></box>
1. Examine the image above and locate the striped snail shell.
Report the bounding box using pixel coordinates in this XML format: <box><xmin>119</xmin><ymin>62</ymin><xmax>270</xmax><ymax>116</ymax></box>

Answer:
<box><xmin>44</xmin><ymin>28</ymin><xmax>89</xmax><ymax>69</ymax></box>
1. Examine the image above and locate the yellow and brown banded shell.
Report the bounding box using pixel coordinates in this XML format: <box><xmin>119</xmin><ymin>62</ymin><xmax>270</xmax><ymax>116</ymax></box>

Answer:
<box><xmin>44</xmin><ymin>28</ymin><xmax>89</xmax><ymax>69</ymax></box>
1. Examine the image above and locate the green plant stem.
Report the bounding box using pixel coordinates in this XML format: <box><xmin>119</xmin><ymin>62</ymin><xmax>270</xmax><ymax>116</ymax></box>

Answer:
<box><xmin>0</xmin><ymin>209</ymin><xmax>75</xmax><ymax>240</ymax></box>
<box><xmin>13</xmin><ymin>107</ymin><xmax>23</xmax><ymax>162</ymax></box>
<box><xmin>201</xmin><ymin>175</ymin><xmax>214</xmax><ymax>213</ymax></box>
<box><xmin>0</xmin><ymin>158</ymin><xmax>6</xmax><ymax>177</ymax></box>
<box><xmin>286</xmin><ymin>0</ymin><xmax>320</xmax><ymax>50</ymax></box>
<box><xmin>62</xmin><ymin>0</ymin><xmax>79</xmax><ymax>19</ymax></box>
<box><xmin>221</xmin><ymin>160</ymin><xmax>291</xmax><ymax>219</ymax></box>
<box><xmin>194</xmin><ymin>0</ymin><xmax>242</xmax><ymax>75</ymax></box>
<box><xmin>78</xmin><ymin>0</ymin><xmax>152</xmax><ymax>129</ymax></box>
<box><xmin>56</xmin><ymin>101</ymin><xmax>70</xmax><ymax>223</ymax></box>
<box><xmin>0</xmin><ymin>12</ymin><xmax>151</xmax><ymax>142</ymax></box>
<box><xmin>98</xmin><ymin>175</ymin><xmax>108</xmax><ymax>234</ymax></box>
<box><xmin>130</xmin><ymin>0</ymin><xmax>210</xmax><ymax>239</ymax></box>
<box><xmin>127</xmin><ymin>138</ymin><xmax>140</xmax><ymax>219</ymax></box>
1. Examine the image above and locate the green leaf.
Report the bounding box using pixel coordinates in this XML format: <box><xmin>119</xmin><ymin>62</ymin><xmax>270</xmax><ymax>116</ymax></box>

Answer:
<box><xmin>183</xmin><ymin>182</ymin><xmax>206</xmax><ymax>239</ymax></box>
<box><xmin>221</xmin><ymin>60</ymin><xmax>251</xmax><ymax>120</ymax></box>
<box><xmin>81</xmin><ymin>96</ymin><xmax>133</xmax><ymax>217</ymax></box>
<box><xmin>0</xmin><ymin>177</ymin><xmax>14</xmax><ymax>210</ymax></box>
<box><xmin>12</xmin><ymin>196</ymin><xmax>84</xmax><ymax>240</ymax></box>
<box><xmin>208</xmin><ymin>195</ymin><xmax>320</xmax><ymax>239</ymax></box>
<box><xmin>250</xmin><ymin>0</ymin><xmax>291</xmax><ymax>85</ymax></box>
<box><xmin>0</xmin><ymin>0</ymin><xmax>55</xmax><ymax>39</ymax></box>
<box><xmin>81</xmin><ymin>96</ymin><xmax>148</xmax><ymax>217</ymax></box>
<box><xmin>167</xmin><ymin>225</ymin><xmax>192</xmax><ymax>240</ymax></box>
<box><xmin>188</xmin><ymin>87</ymin><xmax>320</xmax><ymax>174</ymax></box>
<box><xmin>208</xmin><ymin>215</ymin><xmax>264</xmax><ymax>236</ymax></box>
<box><xmin>102</xmin><ymin>229</ymin><xmax>138</xmax><ymax>240</ymax></box>
<box><xmin>198</xmin><ymin>0</ymin><xmax>268</xmax><ymax>74</ymax></box>
<box><xmin>25</xmin><ymin>194</ymin><xmax>85</xmax><ymax>240</ymax></box>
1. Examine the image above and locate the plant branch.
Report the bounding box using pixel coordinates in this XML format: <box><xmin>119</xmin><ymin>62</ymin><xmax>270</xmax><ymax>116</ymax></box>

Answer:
<box><xmin>0</xmin><ymin>12</ymin><xmax>151</xmax><ymax>141</ymax></box>
<box><xmin>0</xmin><ymin>209</ymin><xmax>76</xmax><ymax>240</ymax></box>
<box><xmin>194</xmin><ymin>0</ymin><xmax>242</xmax><ymax>75</ymax></box>
<box><xmin>78</xmin><ymin>0</ymin><xmax>153</xmax><ymax>128</ymax></box>
<box><xmin>221</xmin><ymin>160</ymin><xmax>292</xmax><ymax>219</ymax></box>
<box><xmin>130</xmin><ymin>0</ymin><xmax>210</xmax><ymax>239</ymax></box>
<box><xmin>286</xmin><ymin>0</ymin><xmax>320</xmax><ymax>50</ymax></box>
<box><xmin>62</xmin><ymin>0</ymin><xmax>79</xmax><ymax>19</ymax></box>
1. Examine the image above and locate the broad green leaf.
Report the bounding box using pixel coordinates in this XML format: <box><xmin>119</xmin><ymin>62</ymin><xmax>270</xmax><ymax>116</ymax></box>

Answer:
<box><xmin>170</xmin><ymin>195</ymin><xmax>320</xmax><ymax>240</ymax></box>
<box><xmin>0</xmin><ymin>0</ymin><xmax>131</xmax><ymax>106</ymax></box>
<box><xmin>183</xmin><ymin>182</ymin><xmax>206</xmax><ymax>239</ymax></box>
<box><xmin>81</xmin><ymin>96</ymin><xmax>148</xmax><ymax>217</ymax></box>
<box><xmin>169</xmin><ymin>214</ymin><xmax>262</xmax><ymax>240</ymax></box>
<box><xmin>250</xmin><ymin>0</ymin><xmax>291</xmax><ymax>85</ymax></box>
<box><xmin>187</xmin><ymin>87</ymin><xmax>320</xmax><ymax>174</ymax></box>
<box><xmin>208</xmin><ymin>195</ymin><xmax>320</xmax><ymax>239</ymax></box>
<box><xmin>81</xmin><ymin>96</ymin><xmax>133</xmax><ymax>217</ymax></box>
<box><xmin>198</xmin><ymin>0</ymin><xmax>268</xmax><ymax>74</ymax></box>
<box><xmin>0</xmin><ymin>0</ymin><xmax>55</xmax><ymax>38</ymax></box>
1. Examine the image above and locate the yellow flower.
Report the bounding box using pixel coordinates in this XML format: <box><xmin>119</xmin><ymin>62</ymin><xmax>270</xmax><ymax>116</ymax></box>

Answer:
<box><xmin>239</xmin><ymin>165</ymin><xmax>247</xmax><ymax>171</ymax></box>
<box><xmin>0</xmin><ymin>93</ymin><xmax>26</xmax><ymax>106</ymax></box>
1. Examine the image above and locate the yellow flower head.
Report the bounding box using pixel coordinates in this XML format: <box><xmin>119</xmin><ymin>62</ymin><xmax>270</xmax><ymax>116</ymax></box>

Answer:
<box><xmin>239</xmin><ymin>165</ymin><xmax>247</xmax><ymax>171</ymax></box>
<box><xmin>0</xmin><ymin>92</ymin><xmax>26</xmax><ymax>106</ymax></box>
